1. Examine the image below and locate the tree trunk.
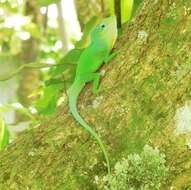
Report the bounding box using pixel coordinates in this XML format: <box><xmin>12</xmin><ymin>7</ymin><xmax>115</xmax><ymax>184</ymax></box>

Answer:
<box><xmin>17</xmin><ymin>1</ymin><xmax>41</xmax><ymax>109</ymax></box>
<box><xmin>56</xmin><ymin>2</ymin><xmax>69</xmax><ymax>54</ymax></box>
<box><xmin>0</xmin><ymin>0</ymin><xmax>191</xmax><ymax>189</ymax></box>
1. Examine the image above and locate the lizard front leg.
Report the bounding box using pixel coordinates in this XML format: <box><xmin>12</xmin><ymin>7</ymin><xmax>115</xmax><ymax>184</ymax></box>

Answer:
<box><xmin>79</xmin><ymin>73</ymin><xmax>101</xmax><ymax>94</ymax></box>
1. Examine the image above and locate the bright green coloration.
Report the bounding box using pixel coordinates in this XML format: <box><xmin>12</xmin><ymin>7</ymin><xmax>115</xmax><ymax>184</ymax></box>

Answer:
<box><xmin>102</xmin><ymin>145</ymin><xmax>168</xmax><ymax>190</ymax></box>
<box><xmin>109</xmin><ymin>0</ymin><xmax>134</xmax><ymax>24</ymax></box>
<box><xmin>37</xmin><ymin>0</ymin><xmax>60</xmax><ymax>6</ymax></box>
<box><xmin>68</xmin><ymin>16</ymin><xmax>118</xmax><ymax>175</ymax></box>
<box><xmin>0</xmin><ymin>117</ymin><xmax>9</xmax><ymax>150</ymax></box>
<box><xmin>121</xmin><ymin>0</ymin><xmax>134</xmax><ymax>24</ymax></box>
<box><xmin>35</xmin><ymin>84</ymin><xmax>63</xmax><ymax>115</ymax></box>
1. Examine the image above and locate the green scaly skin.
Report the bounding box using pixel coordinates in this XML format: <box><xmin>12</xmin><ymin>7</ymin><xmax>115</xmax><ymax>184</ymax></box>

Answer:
<box><xmin>68</xmin><ymin>16</ymin><xmax>118</xmax><ymax>175</ymax></box>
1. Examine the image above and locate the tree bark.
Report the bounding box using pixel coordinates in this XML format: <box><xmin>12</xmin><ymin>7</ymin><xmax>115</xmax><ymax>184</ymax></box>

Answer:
<box><xmin>17</xmin><ymin>1</ymin><xmax>41</xmax><ymax>109</ymax></box>
<box><xmin>56</xmin><ymin>2</ymin><xmax>69</xmax><ymax>54</ymax></box>
<box><xmin>0</xmin><ymin>0</ymin><xmax>191</xmax><ymax>189</ymax></box>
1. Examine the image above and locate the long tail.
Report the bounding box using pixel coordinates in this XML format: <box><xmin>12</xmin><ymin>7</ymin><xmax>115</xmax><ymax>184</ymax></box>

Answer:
<box><xmin>68</xmin><ymin>80</ymin><xmax>111</xmax><ymax>175</ymax></box>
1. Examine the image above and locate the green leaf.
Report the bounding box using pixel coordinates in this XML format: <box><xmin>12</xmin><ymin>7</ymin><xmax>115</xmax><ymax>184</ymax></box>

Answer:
<box><xmin>48</xmin><ymin>49</ymin><xmax>82</xmax><ymax>79</ymax></box>
<box><xmin>37</xmin><ymin>0</ymin><xmax>60</xmax><ymax>7</ymax></box>
<box><xmin>60</xmin><ymin>49</ymin><xmax>83</xmax><ymax>65</ymax></box>
<box><xmin>109</xmin><ymin>0</ymin><xmax>142</xmax><ymax>24</ymax></box>
<box><xmin>45</xmin><ymin>78</ymin><xmax>65</xmax><ymax>86</ymax></box>
<box><xmin>121</xmin><ymin>0</ymin><xmax>134</xmax><ymax>24</ymax></box>
<box><xmin>22</xmin><ymin>22</ymin><xmax>41</xmax><ymax>38</ymax></box>
<box><xmin>35</xmin><ymin>84</ymin><xmax>63</xmax><ymax>115</ymax></box>
<box><xmin>109</xmin><ymin>0</ymin><xmax>115</xmax><ymax>16</ymax></box>
<box><xmin>0</xmin><ymin>117</ymin><xmax>9</xmax><ymax>150</ymax></box>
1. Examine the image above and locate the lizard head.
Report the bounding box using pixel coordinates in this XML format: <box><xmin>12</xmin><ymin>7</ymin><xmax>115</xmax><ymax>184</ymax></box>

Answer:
<box><xmin>92</xmin><ymin>16</ymin><xmax>118</xmax><ymax>50</ymax></box>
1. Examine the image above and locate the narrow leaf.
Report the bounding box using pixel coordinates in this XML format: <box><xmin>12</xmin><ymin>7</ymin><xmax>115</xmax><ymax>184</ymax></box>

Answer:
<box><xmin>121</xmin><ymin>0</ymin><xmax>134</xmax><ymax>24</ymax></box>
<box><xmin>37</xmin><ymin>0</ymin><xmax>60</xmax><ymax>7</ymax></box>
<box><xmin>0</xmin><ymin>117</ymin><xmax>9</xmax><ymax>150</ymax></box>
<box><xmin>35</xmin><ymin>84</ymin><xmax>62</xmax><ymax>115</ymax></box>
<box><xmin>109</xmin><ymin>0</ymin><xmax>134</xmax><ymax>24</ymax></box>
<box><xmin>109</xmin><ymin>0</ymin><xmax>115</xmax><ymax>16</ymax></box>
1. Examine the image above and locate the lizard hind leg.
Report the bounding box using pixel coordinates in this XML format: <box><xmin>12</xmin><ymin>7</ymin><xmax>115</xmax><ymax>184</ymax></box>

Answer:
<box><xmin>80</xmin><ymin>72</ymin><xmax>101</xmax><ymax>94</ymax></box>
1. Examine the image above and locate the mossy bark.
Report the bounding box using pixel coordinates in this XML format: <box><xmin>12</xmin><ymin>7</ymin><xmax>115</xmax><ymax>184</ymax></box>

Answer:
<box><xmin>1</xmin><ymin>0</ymin><xmax>191</xmax><ymax>189</ymax></box>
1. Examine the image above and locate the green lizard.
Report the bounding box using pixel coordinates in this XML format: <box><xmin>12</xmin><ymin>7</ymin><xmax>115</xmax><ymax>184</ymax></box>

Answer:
<box><xmin>68</xmin><ymin>16</ymin><xmax>118</xmax><ymax>175</ymax></box>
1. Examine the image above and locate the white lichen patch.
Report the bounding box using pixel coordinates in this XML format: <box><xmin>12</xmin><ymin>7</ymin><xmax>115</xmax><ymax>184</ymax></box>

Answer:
<box><xmin>80</xmin><ymin>104</ymin><xmax>85</xmax><ymax>109</ymax></box>
<box><xmin>175</xmin><ymin>101</ymin><xmax>191</xmax><ymax>135</ymax></box>
<box><xmin>137</xmin><ymin>30</ymin><xmax>148</xmax><ymax>42</ymax></box>
<box><xmin>100</xmin><ymin>70</ymin><xmax>106</xmax><ymax>76</ymax></box>
<box><xmin>94</xmin><ymin>175</ymin><xmax>99</xmax><ymax>184</ymax></box>
<box><xmin>28</xmin><ymin>150</ymin><xmax>35</xmax><ymax>156</ymax></box>
<box><xmin>88</xmin><ymin>155</ymin><xmax>98</xmax><ymax>170</ymax></box>
<box><xmin>184</xmin><ymin>6</ymin><xmax>191</xmax><ymax>16</ymax></box>
<box><xmin>92</xmin><ymin>96</ymin><xmax>103</xmax><ymax>109</ymax></box>
<box><xmin>29</xmin><ymin>106</ymin><xmax>37</xmax><ymax>114</ymax></box>
<box><xmin>118</xmin><ymin>104</ymin><xmax>129</xmax><ymax>117</ymax></box>
<box><xmin>186</xmin><ymin>139</ymin><xmax>191</xmax><ymax>150</ymax></box>
<box><xmin>166</xmin><ymin>3</ymin><xmax>177</xmax><ymax>19</ymax></box>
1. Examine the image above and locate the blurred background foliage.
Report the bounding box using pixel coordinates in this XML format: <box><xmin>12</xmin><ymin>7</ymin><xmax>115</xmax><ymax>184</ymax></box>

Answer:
<box><xmin>0</xmin><ymin>0</ymin><xmax>82</xmax><ymax>140</ymax></box>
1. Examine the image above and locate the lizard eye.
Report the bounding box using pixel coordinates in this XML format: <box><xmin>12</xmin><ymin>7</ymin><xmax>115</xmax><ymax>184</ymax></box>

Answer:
<box><xmin>100</xmin><ymin>24</ymin><xmax>105</xmax><ymax>28</ymax></box>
